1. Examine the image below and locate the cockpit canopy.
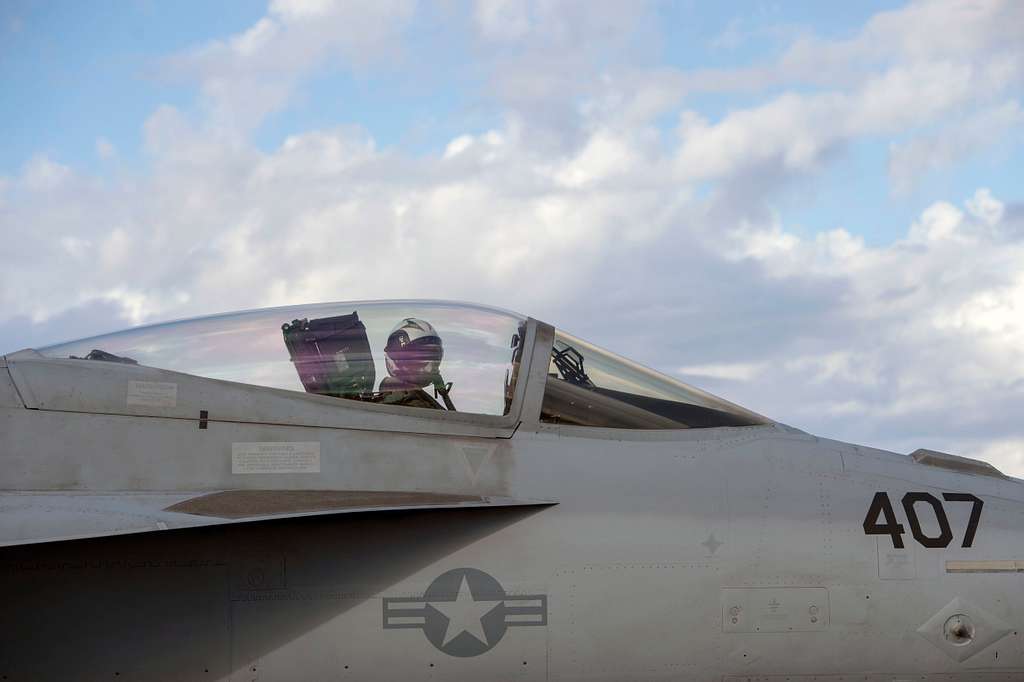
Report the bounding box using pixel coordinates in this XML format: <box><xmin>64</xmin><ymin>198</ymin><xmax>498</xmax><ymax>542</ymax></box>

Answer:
<box><xmin>38</xmin><ymin>300</ymin><xmax>768</xmax><ymax>429</ymax></box>
<box><xmin>41</xmin><ymin>301</ymin><xmax>523</xmax><ymax>416</ymax></box>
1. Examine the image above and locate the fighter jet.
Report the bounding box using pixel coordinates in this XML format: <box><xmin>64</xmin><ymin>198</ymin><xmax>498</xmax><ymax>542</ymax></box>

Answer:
<box><xmin>0</xmin><ymin>299</ymin><xmax>1020</xmax><ymax>680</ymax></box>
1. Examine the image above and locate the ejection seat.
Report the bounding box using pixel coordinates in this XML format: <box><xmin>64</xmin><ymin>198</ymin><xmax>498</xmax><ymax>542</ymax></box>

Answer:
<box><xmin>281</xmin><ymin>312</ymin><xmax>376</xmax><ymax>400</ymax></box>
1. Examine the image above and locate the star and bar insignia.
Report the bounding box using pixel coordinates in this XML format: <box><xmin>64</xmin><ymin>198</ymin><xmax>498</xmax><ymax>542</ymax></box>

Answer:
<box><xmin>383</xmin><ymin>567</ymin><xmax>548</xmax><ymax>657</ymax></box>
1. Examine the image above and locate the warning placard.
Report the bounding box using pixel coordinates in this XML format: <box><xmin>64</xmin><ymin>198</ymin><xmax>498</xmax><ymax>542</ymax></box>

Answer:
<box><xmin>231</xmin><ymin>442</ymin><xmax>321</xmax><ymax>474</ymax></box>
<box><xmin>126</xmin><ymin>381</ymin><xmax>178</xmax><ymax>408</ymax></box>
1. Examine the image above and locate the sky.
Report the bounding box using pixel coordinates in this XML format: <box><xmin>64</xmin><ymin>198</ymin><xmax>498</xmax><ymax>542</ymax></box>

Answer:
<box><xmin>1</xmin><ymin>0</ymin><xmax>1023</xmax><ymax>472</ymax></box>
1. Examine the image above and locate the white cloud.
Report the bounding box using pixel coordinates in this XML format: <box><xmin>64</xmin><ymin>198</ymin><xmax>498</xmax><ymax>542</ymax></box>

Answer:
<box><xmin>164</xmin><ymin>0</ymin><xmax>416</xmax><ymax>131</ymax></box>
<box><xmin>0</xmin><ymin>121</ymin><xmax>642</xmax><ymax>327</ymax></box>
<box><xmin>554</xmin><ymin>128</ymin><xmax>647</xmax><ymax>188</ymax></box>
<box><xmin>59</xmin><ymin>236</ymin><xmax>91</xmax><ymax>259</ymax></box>
<box><xmin>465</xmin><ymin>0</ymin><xmax>658</xmax><ymax>148</ymax></box>
<box><xmin>724</xmin><ymin>189</ymin><xmax>1024</xmax><ymax>454</ymax></box>
<box><xmin>966</xmin><ymin>188</ymin><xmax>1006</xmax><ymax>226</ymax></box>
<box><xmin>907</xmin><ymin>201</ymin><xmax>966</xmax><ymax>244</ymax></box>
<box><xmin>889</xmin><ymin>101</ymin><xmax>1024</xmax><ymax>194</ymax></box>
<box><xmin>776</xmin><ymin>0</ymin><xmax>1024</xmax><ymax>86</ymax></box>
<box><xmin>471</xmin><ymin>0</ymin><xmax>651</xmax><ymax>48</ymax></box>
<box><xmin>598</xmin><ymin>0</ymin><xmax>1023</xmax><ymax>194</ymax></box>
<box><xmin>21</xmin><ymin>155</ymin><xmax>72</xmax><ymax>191</ymax></box>
<box><xmin>442</xmin><ymin>130</ymin><xmax>507</xmax><ymax>163</ymax></box>
<box><xmin>859</xmin><ymin>0</ymin><xmax>1024</xmax><ymax>61</ymax></box>
<box><xmin>630</xmin><ymin>0</ymin><xmax>1020</xmax><ymax>104</ymax></box>
<box><xmin>229</xmin><ymin>17</ymin><xmax>279</xmax><ymax>58</ymax></box>
<box><xmin>270</xmin><ymin>0</ymin><xmax>363</xmax><ymax>22</ymax></box>
<box><xmin>673</xmin><ymin>58</ymin><xmax>1014</xmax><ymax>189</ymax></box>
<box><xmin>968</xmin><ymin>438</ymin><xmax>1024</xmax><ymax>477</ymax></box>
<box><xmin>443</xmin><ymin>135</ymin><xmax>475</xmax><ymax>159</ymax></box>
<box><xmin>474</xmin><ymin>0</ymin><xmax>531</xmax><ymax>42</ymax></box>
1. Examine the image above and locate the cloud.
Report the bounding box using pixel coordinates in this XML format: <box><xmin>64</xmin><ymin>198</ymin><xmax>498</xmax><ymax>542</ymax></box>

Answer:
<box><xmin>164</xmin><ymin>0</ymin><xmax>417</xmax><ymax>131</ymax></box>
<box><xmin>888</xmin><ymin>101</ymin><xmax>1024</xmax><ymax>194</ymax></box>
<box><xmin>473</xmin><ymin>0</ymin><xmax>531</xmax><ymax>42</ymax></box>
<box><xmin>771</xmin><ymin>0</ymin><xmax>1024</xmax><ymax>88</ymax></box>
<box><xmin>671</xmin><ymin>60</ymin><xmax>1013</xmax><ymax>191</ymax></box>
<box><xmin>467</xmin><ymin>0</ymin><xmax>660</xmax><ymax>147</ymax></box>
<box><xmin>21</xmin><ymin>155</ymin><xmax>72</xmax><ymax>191</ymax></box>
<box><xmin>0</xmin><ymin>301</ymin><xmax>132</xmax><ymax>353</ymax></box>
<box><xmin>714</xmin><ymin>188</ymin><xmax>1024</xmax><ymax>450</ymax></box>
<box><xmin>966</xmin><ymin>188</ymin><xmax>1006</xmax><ymax>226</ymax></box>
<box><xmin>969</xmin><ymin>438</ymin><xmax>1024</xmax><ymax>477</ymax></box>
<box><xmin>599</xmin><ymin>0</ymin><xmax>1024</xmax><ymax>257</ymax></box>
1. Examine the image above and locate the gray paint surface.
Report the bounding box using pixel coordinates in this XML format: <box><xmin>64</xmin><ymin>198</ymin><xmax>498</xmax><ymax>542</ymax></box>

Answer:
<box><xmin>2</xmin><ymin>314</ymin><xmax>1024</xmax><ymax>680</ymax></box>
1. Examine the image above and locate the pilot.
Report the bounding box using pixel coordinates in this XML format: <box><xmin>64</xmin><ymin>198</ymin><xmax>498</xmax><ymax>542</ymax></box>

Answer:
<box><xmin>379</xmin><ymin>318</ymin><xmax>455</xmax><ymax>410</ymax></box>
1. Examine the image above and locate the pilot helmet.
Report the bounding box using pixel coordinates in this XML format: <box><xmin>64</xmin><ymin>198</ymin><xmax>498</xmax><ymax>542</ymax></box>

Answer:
<box><xmin>384</xmin><ymin>318</ymin><xmax>444</xmax><ymax>388</ymax></box>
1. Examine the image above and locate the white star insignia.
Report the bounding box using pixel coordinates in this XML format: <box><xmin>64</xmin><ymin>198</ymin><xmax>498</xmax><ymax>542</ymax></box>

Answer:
<box><xmin>429</xmin><ymin>574</ymin><xmax>502</xmax><ymax>646</ymax></box>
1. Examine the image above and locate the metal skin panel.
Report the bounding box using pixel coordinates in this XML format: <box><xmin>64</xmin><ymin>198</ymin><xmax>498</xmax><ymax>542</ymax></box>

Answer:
<box><xmin>721</xmin><ymin>587</ymin><xmax>829</xmax><ymax>633</ymax></box>
<box><xmin>0</xmin><ymin>364</ymin><xmax>23</xmax><ymax>408</ymax></box>
<box><xmin>0</xmin><ymin>406</ymin><xmax>520</xmax><ymax>493</ymax></box>
<box><xmin>3</xmin><ymin>313</ymin><xmax>1024</xmax><ymax>679</ymax></box>
<box><xmin>3</xmin><ymin>418</ymin><xmax>1024</xmax><ymax>679</ymax></box>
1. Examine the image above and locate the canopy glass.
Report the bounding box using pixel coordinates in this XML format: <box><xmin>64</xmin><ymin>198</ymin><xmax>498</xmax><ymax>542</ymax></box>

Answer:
<box><xmin>38</xmin><ymin>300</ymin><xmax>769</xmax><ymax>428</ymax></box>
<box><xmin>41</xmin><ymin>301</ymin><xmax>525</xmax><ymax>417</ymax></box>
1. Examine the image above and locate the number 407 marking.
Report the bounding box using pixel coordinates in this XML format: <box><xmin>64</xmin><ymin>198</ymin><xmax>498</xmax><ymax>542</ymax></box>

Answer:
<box><xmin>863</xmin><ymin>492</ymin><xmax>983</xmax><ymax>549</ymax></box>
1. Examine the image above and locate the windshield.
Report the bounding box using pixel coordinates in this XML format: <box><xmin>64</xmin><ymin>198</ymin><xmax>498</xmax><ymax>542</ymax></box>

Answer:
<box><xmin>40</xmin><ymin>301</ymin><xmax>526</xmax><ymax>417</ymax></box>
<box><xmin>541</xmin><ymin>331</ymin><xmax>768</xmax><ymax>429</ymax></box>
